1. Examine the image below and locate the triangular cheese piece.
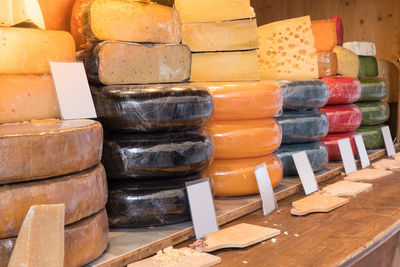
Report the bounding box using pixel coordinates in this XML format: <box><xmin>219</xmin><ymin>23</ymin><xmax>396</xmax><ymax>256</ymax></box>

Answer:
<box><xmin>12</xmin><ymin>0</ymin><xmax>45</xmax><ymax>29</ymax></box>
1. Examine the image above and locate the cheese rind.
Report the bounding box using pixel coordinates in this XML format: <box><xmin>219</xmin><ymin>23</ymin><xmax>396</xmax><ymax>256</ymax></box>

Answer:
<box><xmin>343</xmin><ymin>41</ymin><xmax>376</xmax><ymax>56</ymax></box>
<box><xmin>320</xmin><ymin>104</ymin><xmax>362</xmax><ymax>133</ymax></box>
<box><xmin>317</xmin><ymin>51</ymin><xmax>337</xmax><ymax>78</ymax></box>
<box><xmin>358</xmin><ymin>78</ymin><xmax>388</xmax><ymax>102</ymax></box>
<box><xmin>358</xmin><ymin>56</ymin><xmax>378</xmax><ymax>79</ymax></box>
<box><xmin>311</xmin><ymin>20</ymin><xmax>337</xmax><ymax>52</ymax></box>
<box><xmin>356</xmin><ymin>102</ymin><xmax>390</xmax><ymax>125</ymax></box>
<box><xmin>331</xmin><ymin>16</ymin><xmax>343</xmax><ymax>46</ymax></box>
<box><xmin>320</xmin><ymin>132</ymin><xmax>358</xmax><ymax>161</ymax></box>
<box><xmin>333</xmin><ymin>46</ymin><xmax>360</xmax><ymax>78</ymax></box>
<box><xmin>356</xmin><ymin>125</ymin><xmax>385</xmax><ymax>149</ymax></box>
<box><xmin>322</xmin><ymin>77</ymin><xmax>362</xmax><ymax>105</ymax></box>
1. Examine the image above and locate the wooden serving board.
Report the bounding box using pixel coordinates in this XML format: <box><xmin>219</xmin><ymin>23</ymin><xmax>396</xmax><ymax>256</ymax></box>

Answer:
<box><xmin>372</xmin><ymin>159</ymin><xmax>400</xmax><ymax>171</ymax></box>
<box><xmin>291</xmin><ymin>192</ymin><xmax>349</xmax><ymax>216</ymax></box>
<box><xmin>322</xmin><ymin>181</ymin><xmax>372</xmax><ymax>197</ymax></box>
<box><xmin>344</xmin><ymin>168</ymin><xmax>393</xmax><ymax>182</ymax></box>
<box><xmin>391</xmin><ymin>152</ymin><xmax>400</xmax><ymax>160</ymax></box>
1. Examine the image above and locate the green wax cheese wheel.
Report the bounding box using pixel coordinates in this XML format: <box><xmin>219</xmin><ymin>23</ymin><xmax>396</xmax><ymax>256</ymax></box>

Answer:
<box><xmin>358</xmin><ymin>56</ymin><xmax>378</xmax><ymax>79</ymax></box>
<box><xmin>357</xmin><ymin>78</ymin><xmax>388</xmax><ymax>102</ymax></box>
<box><xmin>356</xmin><ymin>102</ymin><xmax>389</xmax><ymax>125</ymax></box>
<box><xmin>356</xmin><ymin>125</ymin><xmax>385</xmax><ymax>149</ymax></box>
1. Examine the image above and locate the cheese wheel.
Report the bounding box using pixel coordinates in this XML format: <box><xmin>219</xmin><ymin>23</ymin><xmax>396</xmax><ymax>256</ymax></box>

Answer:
<box><xmin>357</xmin><ymin>78</ymin><xmax>388</xmax><ymax>102</ymax></box>
<box><xmin>205</xmin><ymin>154</ymin><xmax>283</xmax><ymax>197</ymax></box>
<box><xmin>205</xmin><ymin>119</ymin><xmax>281</xmax><ymax>159</ymax></box>
<box><xmin>195</xmin><ymin>81</ymin><xmax>282</xmax><ymax>120</ymax></box>
<box><xmin>0</xmin><ymin>120</ymin><xmax>102</xmax><ymax>185</ymax></box>
<box><xmin>356</xmin><ymin>125</ymin><xmax>385</xmax><ymax>149</ymax></box>
<box><xmin>356</xmin><ymin>102</ymin><xmax>390</xmax><ymax>125</ymax></box>
<box><xmin>0</xmin><ymin>209</ymin><xmax>109</xmax><ymax>267</ymax></box>
<box><xmin>0</xmin><ymin>164</ymin><xmax>107</xmax><ymax>239</ymax></box>
<box><xmin>320</xmin><ymin>104</ymin><xmax>362</xmax><ymax>133</ymax></box>
<box><xmin>276</xmin><ymin>142</ymin><xmax>328</xmax><ymax>176</ymax></box>
<box><xmin>317</xmin><ymin>52</ymin><xmax>337</xmax><ymax>78</ymax></box>
<box><xmin>277</xmin><ymin>80</ymin><xmax>329</xmax><ymax>111</ymax></box>
<box><xmin>277</xmin><ymin>111</ymin><xmax>329</xmax><ymax>144</ymax></box>
<box><xmin>331</xmin><ymin>16</ymin><xmax>343</xmax><ymax>46</ymax></box>
<box><xmin>322</xmin><ymin>76</ymin><xmax>362</xmax><ymax>105</ymax></box>
<box><xmin>333</xmin><ymin>46</ymin><xmax>360</xmax><ymax>78</ymax></box>
<box><xmin>39</xmin><ymin>0</ymin><xmax>75</xmax><ymax>31</ymax></box>
<box><xmin>102</xmin><ymin>130</ymin><xmax>213</xmax><ymax>178</ymax></box>
<box><xmin>85</xmin><ymin>41</ymin><xmax>191</xmax><ymax>85</ymax></box>
<box><xmin>378</xmin><ymin>59</ymin><xmax>399</xmax><ymax>103</ymax></box>
<box><xmin>343</xmin><ymin>41</ymin><xmax>377</xmax><ymax>56</ymax></box>
<box><xmin>320</xmin><ymin>132</ymin><xmax>358</xmax><ymax>161</ymax></box>
<box><xmin>70</xmin><ymin>0</ymin><xmax>94</xmax><ymax>50</ymax></box>
<box><xmin>92</xmin><ymin>84</ymin><xmax>213</xmax><ymax>132</ymax></box>
<box><xmin>311</xmin><ymin>20</ymin><xmax>337</xmax><ymax>52</ymax></box>
<box><xmin>358</xmin><ymin>56</ymin><xmax>378</xmax><ymax>79</ymax></box>
<box><xmin>0</xmin><ymin>27</ymin><xmax>75</xmax><ymax>74</ymax></box>
<box><xmin>107</xmin><ymin>175</ymin><xmax>200</xmax><ymax>227</ymax></box>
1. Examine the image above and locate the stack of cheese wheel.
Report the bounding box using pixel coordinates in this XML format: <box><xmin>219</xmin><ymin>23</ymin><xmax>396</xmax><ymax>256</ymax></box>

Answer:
<box><xmin>176</xmin><ymin>0</ymin><xmax>283</xmax><ymax>197</ymax></box>
<box><xmin>81</xmin><ymin>0</ymin><xmax>214</xmax><ymax>227</ymax></box>
<box><xmin>0</xmin><ymin>6</ymin><xmax>108</xmax><ymax>266</ymax></box>
<box><xmin>258</xmin><ymin>16</ymin><xmax>329</xmax><ymax>176</ymax></box>
<box><xmin>344</xmin><ymin>41</ymin><xmax>389</xmax><ymax>150</ymax></box>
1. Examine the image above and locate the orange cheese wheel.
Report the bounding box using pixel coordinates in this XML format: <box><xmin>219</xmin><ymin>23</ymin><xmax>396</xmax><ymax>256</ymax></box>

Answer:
<box><xmin>205</xmin><ymin>154</ymin><xmax>283</xmax><ymax>197</ymax></box>
<box><xmin>70</xmin><ymin>0</ymin><xmax>94</xmax><ymax>50</ymax></box>
<box><xmin>311</xmin><ymin>20</ymin><xmax>337</xmax><ymax>52</ymax></box>
<box><xmin>318</xmin><ymin>51</ymin><xmax>337</xmax><ymax>78</ymax></box>
<box><xmin>39</xmin><ymin>0</ymin><xmax>76</xmax><ymax>31</ymax></box>
<box><xmin>196</xmin><ymin>80</ymin><xmax>282</xmax><ymax>120</ymax></box>
<box><xmin>205</xmin><ymin>119</ymin><xmax>282</xmax><ymax>159</ymax></box>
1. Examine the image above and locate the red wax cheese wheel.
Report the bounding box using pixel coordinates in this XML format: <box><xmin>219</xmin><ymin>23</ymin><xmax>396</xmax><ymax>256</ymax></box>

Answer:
<box><xmin>205</xmin><ymin>119</ymin><xmax>282</xmax><ymax>159</ymax></box>
<box><xmin>320</xmin><ymin>104</ymin><xmax>362</xmax><ymax>133</ymax></box>
<box><xmin>318</xmin><ymin>52</ymin><xmax>337</xmax><ymax>78</ymax></box>
<box><xmin>322</xmin><ymin>76</ymin><xmax>362</xmax><ymax>105</ymax></box>
<box><xmin>197</xmin><ymin>80</ymin><xmax>282</xmax><ymax>121</ymax></box>
<box><xmin>0</xmin><ymin>120</ymin><xmax>103</xmax><ymax>185</ymax></box>
<box><xmin>331</xmin><ymin>16</ymin><xmax>344</xmax><ymax>46</ymax></box>
<box><xmin>320</xmin><ymin>132</ymin><xmax>358</xmax><ymax>161</ymax></box>
<box><xmin>39</xmin><ymin>0</ymin><xmax>76</xmax><ymax>31</ymax></box>
<box><xmin>311</xmin><ymin>20</ymin><xmax>337</xmax><ymax>52</ymax></box>
<box><xmin>205</xmin><ymin>154</ymin><xmax>283</xmax><ymax>197</ymax></box>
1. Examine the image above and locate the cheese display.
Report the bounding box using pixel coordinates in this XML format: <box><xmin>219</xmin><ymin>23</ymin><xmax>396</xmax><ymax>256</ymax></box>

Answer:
<box><xmin>88</xmin><ymin>0</ymin><xmax>181</xmax><ymax>43</ymax></box>
<box><xmin>0</xmin><ymin>164</ymin><xmax>107</xmax><ymax>238</ymax></box>
<box><xmin>205</xmin><ymin>154</ymin><xmax>283</xmax><ymax>197</ymax></box>
<box><xmin>343</xmin><ymin>41</ymin><xmax>377</xmax><ymax>56</ymax></box>
<box><xmin>92</xmin><ymin>84</ymin><xmax>213</xmax><ymax>132</ymax></box>
<box><xmin>320</xmin><ymin>132</ymin><xmax>358</xmax><ymax>160</ymax></box>
<box><xmin>358</xmin><ymin>56</ymin><xmax>378</xmax><ymax>79</ymax></box>
<box><xmin>276</xmin><ymin>142</ymin><xmax>328</xmax><ymax>176</ymax></box>
<box><xmin>322</xmin><ymin>76</ymin><xmax>361</xmax><ymax>105</ymax></box>
<box><xmin>102</xmin><ymin>131</ymin><xmax>213</xmax><ymax>178</ymax></box>
<box><xmin>357</xmin><ymin>78</ymin><xmax>388</xmax><ymax>102</ymax></box>
<box><xmin>356</xmin><ymin>125</ymin><xmax>385</xmax><ymax>149</ymax></box>
<box><xmin>320</xmin><ymin>104</ymin><xmax>362</xmax><ymax>133</ymax></box>
<box><xmin>0</xmin><ymin>27</ymin><xmax>75</xmax><ymax>74</ymax></box>
<box><xmin>333</xmin><ymin>46</ymin><xmax>360</xmax><ymax>78</ymax></box>
<box><xmin>317</xmin><ymin>51</ymin><xmax>338</xmax><ymax>78</ymax></box>
<box><xmin>39</xmin><ymin>0</ymin><xmax>75</xmax><ymax>31</ymax></box>
<box><xmin>85</xmin><ymin>41</ymin><xmax>191</xmax><ymax>85</ymax></box>
<box><xmin>258</xmin><ymin>16</ymin><xmax>319</xmax><ymax>79</ymax></box>
<box><xmin>174</xmin><ymin>0</ymin><xmax>255</xmax><ymax>23</ymax></box>
<box><xmin>356</xmin><ymin>102</ymin><xmax>390</xmax><ymax>125</ymax></box>
<box><xmin>331</xmin><ymin>16</ymin><xmax>343</xmax><ymax>46</ymax></box>
<box><xmin>378</xmin><ymin>59</ymin><xmax>399</xmax><ymax>103</ymax></box>
<box><xmin>196</xmin><ymin>81</ymin><xmax>282</xmax><ymax>120</ymax></box>
<box><xmin>107</xmin><ymin>175</ymin><xmax>200</xmax><ymax>227</ymax></box>
<box><xmin>277</xmin><ymin>80</ymin><xmax>329</xmax><ymax>110</ymax></box>
<box><xmin>0</xmin><ymin>0</ymin><xmax>45</xmax><ymax>28</ymax></box>
<box><xmin>8</xmin><ymin>204</ymin><xmax>64</xmax><ymax>267</ymax></box>
<box><xmin>311</xmin><ymin>20</ymin><xmax>337</xmax><ymax>52</ymax></box>
<box><xmin>276</xmin><ymin>111</ymin><xmax>329</xmax><ymax>144</ymax></box>
<box><xmin>205</xmin><ymin>119</ymin><xmax>281</xmax><ymax>159</ymax></box>
<box><xmin>190</xmin><ymin>50</ymin><xmax>259</xmax><ymax>82</ymax></box>
<box><xmin>182</xmin><ymin>19</ymin><xmax>258</xmax><ymax>52</ymax></box>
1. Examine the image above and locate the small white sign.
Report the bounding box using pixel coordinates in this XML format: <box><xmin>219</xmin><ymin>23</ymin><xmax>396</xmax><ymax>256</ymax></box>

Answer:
<box><xmin>354</xmin><ymin>134</ymin><xmax>370</xmax><ymax>168</ymax></box>
<box><xmin>381</xmin><ymin>126</ymin><xmax>396</xmax><ymax>156</ymax></box>
<box><xmin>338</xmin><ymin>138</ymin><xmax>357</xmax><ymax>174</ymax></box>
<box><xmin>50</xmin><ymin>62</ymin><xmax>97</xmax><ymax>120</ymax></box>
<box><xmin>292</xmin><ymin>151</ymin><xmax>318</xmax><ymax>195</ymax></box>
<box><xmin>186</xmin><ymin>178</ymin><xmax>219</xmax><ymax>239</ymax></box>
<box><xmin>254</xmin><ymin>163</ymin><xmax>277</xmax><ymax>216</ymax></box>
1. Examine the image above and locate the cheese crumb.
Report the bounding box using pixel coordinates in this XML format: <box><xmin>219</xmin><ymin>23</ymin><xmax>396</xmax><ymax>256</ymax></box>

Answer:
<box><xmin>294</xmin><ymin>234</ymin><xmax>299</xmax><ymax>237</ymax></box>
<box><xmin>243</xmin><ymin>260</ymin><xmax>248</xmax><ymax>264</ymax></box>
<box><xmin>271</xmin><ymin>238</ymin><xmax>277</xmax><ymax>243</ymax></box>
<box><xmin>284</xmin><ymin>231</ymin><xmax>288</xmax><ymax>235</ymax></box>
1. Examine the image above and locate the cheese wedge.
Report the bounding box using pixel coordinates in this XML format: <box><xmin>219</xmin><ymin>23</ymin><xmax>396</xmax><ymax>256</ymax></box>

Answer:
<box><xmin>258</xmin><ymin>16</ymin><xmax>318</xmax><ymax>79</ymax></box>
<box><xmin>317</xmin><ymin>51</ymin><xmax>338</xmax><ymax>78</ymax></box>
<box><xmin>333</xmin><ymin>46</ymin><xmax>360</xmax><ymax>78</ymax></box>
<box><xmin>311</xmin><ymin>20</ymin><xmax>337</xmax><ymax>52</ymax></box>
<box><xmin>0</xmin><ymin>0</ymin><xmax>46</xmax><ymax>29</ymax></box>
<box><xmin>343</xmin><ymin>41</ymin><xmax>376</xmax><ymax>56</ymax></box>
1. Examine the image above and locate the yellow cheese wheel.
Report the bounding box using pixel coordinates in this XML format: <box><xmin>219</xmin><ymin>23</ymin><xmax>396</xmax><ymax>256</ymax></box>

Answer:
<box><xmin>311</xmin><ymin>20</ymin><xmax>337</xmax><ymax>52</ymax></box>
<box><xmin>205</xmin><ymin>154</ymin><xmax>283</xmax><ymax>197</ymax></box>
<box><xmin>317</xmin><ymin>51</ymin><xmax>338</xmax><ymax>78</ymax></box>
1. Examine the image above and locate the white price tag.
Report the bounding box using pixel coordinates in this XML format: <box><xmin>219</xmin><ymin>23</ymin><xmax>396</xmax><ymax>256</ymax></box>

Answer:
<box><xmin>292</xmin><ymin>151</ymin><xmax>318</xmax><ymax>195</ymax></box>
<box><xmin>254</xmin><ymin>163</ymin><xmax>277</xmax><ymax>216</ymax></box>
<box><xmin>338</xmin><ymin>138</ymin><xmax>357</xmax><ymax>174</ymax></box>
<box><xmin>381</xmin><ymin>126</ymin><xmax>395</xmax><ymax>156</ymax></box>
<box><xmin>354</xmin><ymin>134</ymin><xmax>370</xmax><ymax>168</ymax></box>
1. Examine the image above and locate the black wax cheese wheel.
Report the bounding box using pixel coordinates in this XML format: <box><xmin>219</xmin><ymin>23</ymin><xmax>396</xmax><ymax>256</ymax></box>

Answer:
<box><xmin>92</xmin><ymin>84</ymin><xmax>213</xmax><ymax>132</ymax></box>
<box><xmin>276</xmin><ymin>142</ymin><xmax>328</xmax><ymax>176</ymax></box>
<box><xmin>356</xmin><ymin>125</ymin><xmax>385</xmax><ymax>149</ymax></box>
<box><xmin>356</xmin><ymin>101</ymin><xmax>390</xmax><ymax>125</ymax></box>
<box><xmin>358</xmin><ymin>56</ymin><xmax>378</xmax><ymax>79</ymax></box>
<box><xmin>276</xmin><ymin>80</ymin><xmax>329</xmax><ymax>111</ymax></box>
<box><xmin>102</xmin><ymin>130</ymin><xmax>214</xmax><ymax>178</ymax></box>
<box><xmin>357</xmin><ymin>78</ymin><xmax>388</xmax><ymax>102</ymax></box>
<box><xmin>276</xmin><ymin>111</ymin><xmax>329</xmax><ymax>144</ymax></box>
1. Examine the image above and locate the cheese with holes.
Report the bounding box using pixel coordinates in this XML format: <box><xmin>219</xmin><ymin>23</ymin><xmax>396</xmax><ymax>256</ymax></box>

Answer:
<box><xmin>0</xmin><ymin>120</ymin><xmax>102</xmax><ymax>184</ymax></box>
<box><xmin>258</xmin><ymin>16</ymin><xmax>318</xmax><ymax>79</ymax></box>
<box><xmin>333</xmin><ymin>46</ymin><xmax>360</xmax><ymax>78</ymax></box>
<box><xmin>358</xmin><ymin>78</ymin><xmax>388</xmax><ymax>102</ymax></box>
<box><xmin>85</xmin><ymin>41</ymin><xmax>191</xmax><ymax>85</ymax></box>
<box><xmin>318</xmin><ymin>51</ymin><xmax>337</xmax><ymax>78</ymax></box>
<box><xmin>331</xmin><ymin>16</ymin><xmax>343</xmax><ymax>46</ymax></box>
<box><xmin>182</xmin><ymin>19</ymin><xmax>258</xmax><ymax>52</ymax></box>
<box><xmin>0</xmin><ymin>164</ymin><xmax>107</xmax><ymax>239</ymax></box>
<box><xmin>0</xmin><ymin>27</ymin><xmax>75</xmax><ymax>74</ymax></box>
<box><xmin>205</xmin><ymin>119</ymin><xmax>281</xmax><ymax>159</ymax></box>
<box><xmin>343</xmin><ymin>41</ymin><xmax>376</xmax><ymax>56</ymax></box>
<box><xmin>358</xmin><ymin>56</ymin><xmax>378</xmax><ymax>79</ymax></box>
<box><xmin>0</xmin><ymin>0</ymin><xmax>45</xmax><ymax>28</ymax></box>
<box><xmin>356</xmin><ymin>102</ymin><xmax>390</xmax><ymax>125</ymax></box>
<box><xmin>8</xmin><ymin>204</ymin><xmax>64</xmax><ymax>267</ymax></box>
<box><xmin>190</xmin><ymin>51</ymin><xmax>259</xmax><ymax>82</ymax></box>
<box><xmin>0</xmin><ymin>209</ymin><xmax>109</xmax><ymax>267</ymax></box>
<box><xmin>320</xmin><ymin>104</ymin><xmax>362</xmax><ymax>133</ymax></box>
<box><xmin>356</xmin><ymin>125</ymin><xmax>385</xmax><ymax>149</ymax></box>
<box><xmin>205</xmin><ymin>154</ymin><xmax>282</xmax><ymax>197</ymax></box>
<box><xmin>196</xmin><ymin>80</ymin><xmax>282</xmax><ymax>120</ymax></box>
<box><xmin>311</xmin><ymin>20</ymin><xmax>337</xmax><ymax>52</ymax></box>
<box><xmin>174</xmin><ymin>0</ymin><xmax>255</xmax><ymax>23</ymax></box>
<box><xmin>322</xmin><ymin>77</ymin><xmax>362</xmax><ymax>105</ymax></box>
<box><xmin>378</xmin><ymin>59</ymin><xmax>399</xmax><ymax>103</ymax></box>
<box><xmin>320</xmin><ymin>132</ymin><xmax>358</xmax><ymax>161</ymax></box>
